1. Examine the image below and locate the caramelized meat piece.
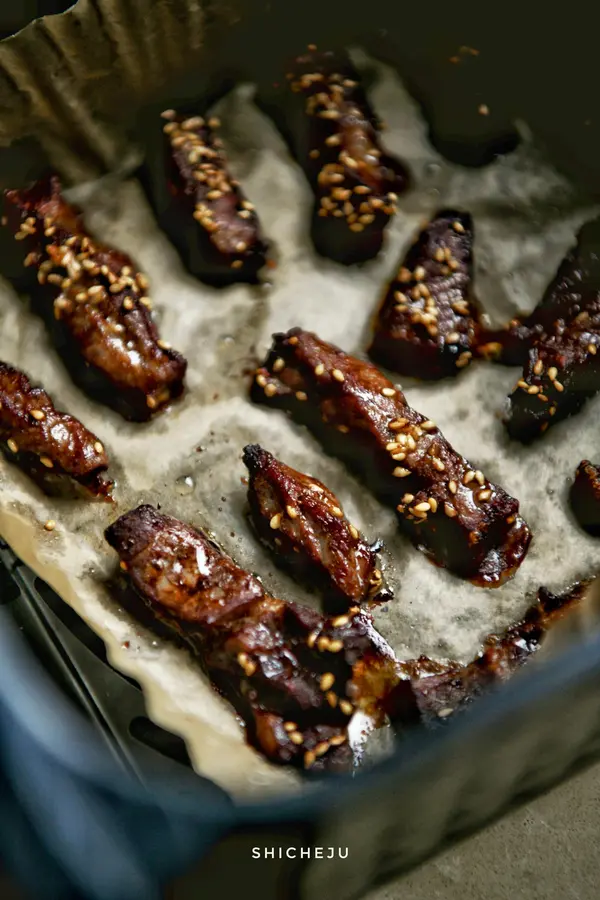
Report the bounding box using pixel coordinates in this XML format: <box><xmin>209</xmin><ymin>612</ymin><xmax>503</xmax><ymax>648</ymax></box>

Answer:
<box><xmin>388</xmin><ymin>582</ymin><xmax>587</xmax><ymax>727</ymax></box>
<box><xmin>0</xmin><ymin>361</ymin><xmax>111</xmax><ymax>499</ymax></box>
<box><xmin>2</xmin><ymin>175</ymin><xmax>187</xmax><ymax>421</ymax></box>
<box><xmin>251</xmin><ymin>328</ymin><xmax>531</xmax><ymax>585</ymax></box>
<box><xmin>257</xmin><ymin>47</ymin><xmax>409</xmax><ymax>264</ymax></box>
<box><xmin>243</xmin><ymin>444</ymin><xmax>390</xmax><ymax>613</ymax></box>
<box><xmin>105</xmin><ymin>505</ymin><xmax>400</xmax><ymax>772</ymax></box>
<box><xmin>505</xmin><ymin>304</ymin><xmax>600</xmax><ymax>442</ymax></box>
<box><xmin>144</xmin><ymin>110</ymin><xmax>269</xmax><ymax>286</ymax></box>
<box><xmin>478</xmin><ymin>217</ymin><xmax>600</xmax><ymax>366</ymax></box>
<box><xmin>369</xmin><ymin>211</ymin><xmax>478</xmax><ymax>378</ymax></box>
<box><xmin>570</xmin><ymin>461</ymin><xmax>600</xmax><ymax>535</ymax></box>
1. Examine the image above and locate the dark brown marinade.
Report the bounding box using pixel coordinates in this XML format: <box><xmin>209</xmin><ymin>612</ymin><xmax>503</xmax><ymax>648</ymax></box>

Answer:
<box><xmin>1</xmin><ymin>175</ymin><xmax>187</xmax><ymax>422</ymax></box>
<box><xmin>242</xmin><ymin>444</ymin><xmax>390</xmax><ymax>613</ymax></box>
<box><xmin>145</xmin><ymin>110</ymin><xmax>269</xmax><ymax>286</ymax></box>
<box><xmin>105</xmin><ymin>505</ymin><xmax>400</xmax><ymax>773</ymax></box>
<box><xmin>478</xmin><ymin>217</ymin><xmax>600</xmax><ymax>366</ymax></box>
<box><xmin>369</xmin><ymin>210</ymin><xmax>478</xmax><ymax>378</ymax></box>
<box><xmin>250</xmin><ymin>328</ymin><xmax>531</xmax><ymax>586</ymax></box>
<box><xmin>504</xmin><ymin>303</ymin><xmax>600</xmax><ymax>442</ymax></box>
<box><xmin>0</xmin><ymin>361</ymin><xmax>112</xmax><ymax>499</ymax></box>
<box><xmin>570</xmin><ymin>461</ymin><xmax>600</xmax><ymax>536</ymax></box>
<box><xmin>387</xmin><ymin>581</ymin><xmax>587</xmax><ymax>728</ymax></box>
<box><xmin>257</xmin><ymin>47</ymin><xmax>409</xmax><ymax>264</ymax></box>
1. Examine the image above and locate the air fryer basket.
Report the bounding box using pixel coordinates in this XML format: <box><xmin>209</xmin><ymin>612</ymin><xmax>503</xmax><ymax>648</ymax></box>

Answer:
<box><xmin>1</xmin><ymin>2</ymin><xmax>600</xmax><ymax>899</ymax></box>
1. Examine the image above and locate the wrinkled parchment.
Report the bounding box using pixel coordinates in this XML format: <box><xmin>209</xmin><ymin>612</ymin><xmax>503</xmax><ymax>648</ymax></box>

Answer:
<box><xmin>1</xmin><ymin>56</ymin><xmax>600</xmax><ymax>798</ymax></box>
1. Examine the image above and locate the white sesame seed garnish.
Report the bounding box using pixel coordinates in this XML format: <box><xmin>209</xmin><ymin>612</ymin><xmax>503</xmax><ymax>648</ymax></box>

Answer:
<box><xmin>157</xmin><ymin>340</ymin><xmax>171</xmax><ymax>350</ymax></box>
<box><xmin>320</xmin><ymin>672</ymin><xmax>335</xmax><ymax>691</ymax></box>
<box><xmin>547</xmin><ymin>366</ymin><xmax>558</xmax><ymax>381</ymax></box>
<box><xmin>452</xmin><ymin>221</ymin><xmax>465</xmax><ymax>233</ymax></box>
<box><xmin>444</xmin><ymin>503</ymin><xmax>457</xmax><ymax>518</ymax></box>
<box><xmin>332</xmin><ymin>369</ymin><xmax>345</xmax><ymax>382</ymax></box>
<box><xmin>478</xmin><ymin>489</ymin><xmax>492</xmax><ymax>501</ymax></box>
<box><xmin>272</xmin><ymin>357</ymin><xmax>285</xmax><ymax>372</ymax></box>
<box><xmin>554</xmin><ymin>380</ymin><xmax>564</xmax><ymax>392</ymax></box>
<box><xmin>256</xmin><ymin>373</ymin><xmax>267</xmax><ymax>387</ymax></box>
<box><xmin>269</xmin><ymin>514</ymin><xmax>281</xmax><ymax>530</ymax></box>
<box><xmin>30</xmin><ymin>409</ymin><xmax>45</xmax><ymax>421</ymax></box>
<box><xmin>449</xmin><ymin>481</ymin><xmax>458</xmax><ymax>494</ymax></box>
<box><xmin>295</xmin><ymin>391</ymin><xmax>307</xmax><ymax>401</ymax></box>
<box><xmin>94</xmin><ymin>441</ymin><xmax>104</xmax><ymax>454</ymax></box>
<box><xmin>381</xmin><ymin>387</ymin><xmax>396</xmax><ymax>397</ymax></box>
<box><xmin>286</xmin><ymin>505</ymin><xmax>298</xmax><ymax>519</ymax></box>
<box><xmin>393</xmin><ymin>467</ymin><xmax>411</xmax><ymax>478</ymax></box>
<box><xmin>44</xmin><ymin>519</ymin><xmax>56</xmax><ymax>532</ymax></box>
<box><xmin>7</xmin><ymin>439</ymin><xmax>18</xmax><ymax>453</ymax></box>
<box><xmin>463</xmin><ymin>471</ymin><xmax>475</xmax><ymax>484</ymax></box>
<box><xmin>40</xmin><ymin>455</ymin><xmax>54</xmax><ymax>468</ymax></box>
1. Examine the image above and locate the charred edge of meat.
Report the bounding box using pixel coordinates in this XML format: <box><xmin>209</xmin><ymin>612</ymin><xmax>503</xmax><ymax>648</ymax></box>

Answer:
<box><xmin>258</xmin><ymin>47</ymin><xmax>409</xmax><ymax>265</ymax></box>
<box><xmin>505</xmin><ymin>312</ymin><xmax>600</xmax><ymax>442</ymax></box>
<box><xmin>2</xmin><ymin>174</ymin><xmax>187</xmax><ymax>422</ymax></box>
<box><xmin>104</xmin><ymin>504</ymin><xmax>400</xmax><ymax>773</ymax></box>
<box><xmin>0</xmin><ymin>360</ymin><xmax>112</xmax><ymax>500</ymax></box>
<box><xmin>250</xmin><ymin>327</ymin><xmax>531</xmax><ymax>587</ymax></box>
<box><xmin>242</xmin><ymin>443</ymin><xmax>391</xmax><ymax>613</ymax></box>
<box><xmin>147</xmin><ymin>110</ymin><xmax>269</xmax><ymax>286</ymax></box>
<box><xmin>570</xmin><ymin>461</ymin><xmax>600</xmax><ymax>536</ymax></box>
<box><xmin>387</xmin><ymin>580</ymin><xmax>588</xmax><ymax>728</ymax></box>
<box><xmin>369</xmin><ymin>210</ymin><xmax>478</xmax><ymax>378</ymax></box>
<box><xmin>477</xmin><ymin>216</ymin><xmax>600</xmax><ymax>366</ymax></box>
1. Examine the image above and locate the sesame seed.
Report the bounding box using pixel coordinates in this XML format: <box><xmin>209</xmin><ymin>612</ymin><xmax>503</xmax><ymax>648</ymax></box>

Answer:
<box><xmin>547</xmin><ymin>366</ymin><xmax>558</xmax><ymax>381</ymax></box>
<box><xmin>527</xmin><ymin>385</ymin><xmax>540</xmax><ymax>395</ymax></box>
<box><xmin>475</xmin><ymin>470</ymin><xmax>485</xmax><ymax>485</ymax></box>
<box><xmin>157</xmin><ymin>340</ymin><xmax>171</xmax><ymax>350</ymax></box>
<box><xmin>414</xmin><ymin>501</ymin><xmax>431</xmax><ymax>513</ymax></box>
<box><xmin>444</xmin><ymin>503</ymin><xmax>457</xmax><ymax>518</ymax></box>
<box><xmin>269</xmin><ymin>514</ymin><xmax>282</xmax><ymax>530</ymax></box>
<box><xmin>402</xmin><ymin>494</ymin><xmax>415</xmax><ymax>504</ymax></box>
<box><xmin>390</xmin><ymin>418</ymin><xmax>408</xmax><ymax>431</ymax></box>
<box><xmin>30</xmin><ymin>409</ymin><xmax>45</xmax><ymax>421</ymax></box>
<box><xmin>331</xmin><ymin>506</ymin><xmax>343</xmax><ymax>518</ymax></box>
<box><xmin>422</xmin><ymin>420</ymin><xmax>436</xmax><ymax>431</ymax></box>
<box><xmin>44</xmin><ymin>520</ymin><xmax>56</xmax><ymax>532</ymax></box>
<box><xmin>382</xmin><ymin>387</ymin><xmax>396</xmax><ymax>397</ymax></box>
<box><xmin>272</xmin><ymin>357</ymin><xmax>285</xmax><ymax>372</ymax></box>
<box><xmin>94</xmin><ymin>441</ymin><xmax>104</xmax><ymax>454</ymax></box>
<box><xmin>314</xmin><ymin>363</ymin><xmax>325</xmax><ymax>376</ymax></box>
<box><xmin>328</xmin><ymin>639</ymin><xmax>344</xmax><ymax>653</ymax></box>
<box><xmin>554</xmin><ymin>380</ymin><xmax>564</xmax><ymax>392</ymax></box>
<box><xmin>337</xmin><ymin>424</ymin><xmax>349</xmax><ymax>433</ymax></box>
<box><xmin>414</xmin><ymin>266</ymin><xmax>426</xmax><ymax>281</ymax></box>
<box><xmin>326</xmin><ymin>691</ymin><xmax>338</xmax><ymax>707</ymax></box>
<box><xmin>307</xmin><ymin>632</ymin><xmax>318</xmax><ymax>649</ymax></box>
<box><xmin>411</xmin><ymin>506</ymin><xmax>428</xmax><ymax>518</ymax></box>
<box><xmin>235</xmin><ymin>241</ymin><xmax>248</xmax><ymax>253</ymax></box>
<box><xmin>449</xmin><ymin>480</ymin><xmax>458</xmax><ymax>494</ymax></box>
<box><xmin>7</xmin><ymin>439</ymin><xmax>18</xmax><ymax>453</ymax></box>
<box><xmin>432</xmin><ymin>458</ymin><xmax>445</xmax><ymax>471</ymax></box>
<box><xmin>120</xmin><ymin>561</ymin><xmax>128</xmax><ymax>571</ymax></box>
<box><xmin>286</xmin><ymin>505</ymin><xmax>298</xmax><ymax>519</ymax></box>
<box><xmin>589</xmin><ymin>344</ymin><xmax>597</xmax><ymax>355</ymax></box>
<box><xmin>517</xmin><ymin>380</ymin><xmax>529</xmax><ymax>390</ymax></box>
<box><xmin>264</xmin><ymin>384</ymin><xmax>278</xmax><ymax>397</ymax></box>
<box><xmin>123</xmin><ymin>298</ymin><xmax>134</xmax><ymax>311</ymax></box>
<box><xmin>533</xmin><ymin>359</ymin><xmax>544</xmax><ymax>375</ymax></box>
<box><xmin>295</xmin><ymin>391</ymin><xmax>307</xmax><ymax>401</ymax></box>
<box><xmin>304</xmin><ymin>750</ymin><xmax>316</xmax><ymax>768</ymax></box>
<box><xmin>330</xmin><ymin>733</ymin><xmax>347</xmax><ymax>746</ymax></box>
<box><xmin>406</xmin><ymin>435</ymin><xmax>417</xmax><ymax>451</ymax></box>
<box><xmin>289</xmin><ymin>731</ymin><xmax>304</xmax><ymax>745</ymax></box>
<box><xmin>393</xmin><ymin>467</ymin><xmax>411</xmax><ymax>478</ymax></box>
<box><xmin>332</xmin><ymin>368</ymin><xmax>345</xmax><ymax>382</ymax></box>
<box><xmin>146</xmin><ymin>396</ymin><xmax>157</xmax><ymax>409</ymax></box>
<box><xmin>463</xmin><ymin>470</ymin><xmax>475</xmax><ymax>484</ymax></box>
<box><xmin>339</xmin><ymin>700</ymin><xmax>353</xmax><ymax>716</ymax></box>
<box><xmin>256</xmin><ymin>373</ymin><xmax>267</xmax><ymax>387</ymax></box>
<box><xmin>446</xmin><ymin>331</ymin><xmax>460</xmax><ymax>344</ymax></box>
<box><xmin>40</xmin><ymin>455</ymin><xmax>54</xmax><ymax>468</ymax></box>
<box><xmin>453</xmin><ymin>220</ymin><xmax>465</xmax><ymax>233</ymax></box>
<box><xmin>320</xmin><ymin>672</ymin><xmax>335</xmax><ymax>691</ymax></box>
<box><xmin>478</xmin><ymin>489</ymin><xmax>492</xmax><ymax>501</ymax></box>
<box><xmin>208</xmin><ymin>117</ymin><xmax>221</xmax><ymax>129</ymax></box>
<box><xmin>315</xmin><ymin>741</ymin><xmax>330</xmax><ymax>758</ymax></box>
<box><xmin>284</xmin><ymin>721</ymin><xmax>298</xmax><ymax>732</ymax></box>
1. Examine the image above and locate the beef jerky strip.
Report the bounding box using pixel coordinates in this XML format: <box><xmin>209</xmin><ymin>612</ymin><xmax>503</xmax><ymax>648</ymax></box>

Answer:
<box><xmin>369</xmin><ymin>210</ymin><xmax>478</xmax><ymax>378</ymax></box>
<box><xmin>2</xmin><ymin>175</ymin><xmax>187</xmax><ymax>421</ymax></box>
<box><xmin>257</xmin><ymin>47</ymin><xmax>409</xmax><ymax>264</ymax></box>
<box><xmin>149</xmin><ymin>110</ymin><xmax>269</xmax><ymax>286</ymax></box>
<box><xmin>504</xmin><ymin>302</ymin><xmax>600</xmax><ymax>442</ymax></box>
<box><xmin>478</xmin><ymin>217</ymin><xmax>600</xmax><ymax>366</ymax></box>
<box><xmin>251</xmin><ymin>328</ymin><xmax>531</xmax><ymax>585</ymax></box>
<box><xmin>242</xmin><ymin>444</ymin><xmax>390</xmax><ymax>613</ymax></box>
<box><xmin>570</xmin><ymin>461</ymin><xmax>600</xmax><ymax>536</ymax></box>
<box><xmin>105</xmin><ymin>505</ymin><xmax>400</xmax><ymax>773</ymax></box>
<box><xmin>0</xmin><ymin>361</ymin><xmax>112</xmax><ymax>499</ymax></box>
<box><xmin>387</xmin><ymin>581</ymin><xmax>587</xmax><ymax>728</ymax></box>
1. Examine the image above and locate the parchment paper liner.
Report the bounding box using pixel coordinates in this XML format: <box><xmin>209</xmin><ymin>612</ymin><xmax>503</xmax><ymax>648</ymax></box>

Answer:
<box><xmin>1</xmin><ymin>4</ymin><xmax>600</xmax><ymax>798</ymax></box>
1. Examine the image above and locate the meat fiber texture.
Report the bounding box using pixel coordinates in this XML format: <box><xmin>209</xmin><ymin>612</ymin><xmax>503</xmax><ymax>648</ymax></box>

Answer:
<box><xmin>1</xmin><ymin>53</ymin><xmax>600</xmax><ymax>798</ymax></box>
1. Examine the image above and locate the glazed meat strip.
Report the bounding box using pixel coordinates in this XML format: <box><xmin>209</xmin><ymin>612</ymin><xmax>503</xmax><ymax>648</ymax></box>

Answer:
<box><xmin>105</xmin><ymin>505</ymin><xmax>400</xmax><ymax>773</ymax></box>
<box><xmin>242</xmin><ymin>444</ymin><xmax>390</xmax><ymax>613</ymax></box>
<box><xmin>0</xmin><ymin>361</ymin><xmax>111</xmax><ymax>499</ymax></box>
<box><xmin>388</xmin><ymin>581</ymin><xmax>587</xmax><ymax>728</ymax></box>
<box><xmin>258</xmin><ymin>47</ymin><xmax>409</xmax><ymax>264</ymax></box>
<box><xmin>1</xmin><ymin>175</ymin><xmax>187</xmax><ymax>421</ymax></box>
<box><xmin>570</xmin><ymin>461</ymin><xmax>600</xmax><ymax>536</ymax></box>
<box><xmin>251</xmin><ymin>328</ymin><xmax>531</xmax><ymax>585</ymax></box>
<box><xmin>369</xmin><ymin>210</ymin><xmax>478</xmax><ymax>378</ymax></box>
<box><xmin>146</xmin><ymin>110</ymin><xmax>269</xmax><ymax>286</ymax></box>
<box><xmin>505</xmin><ymin>302</ymin><xmax>600</xmax><ymax>442</ymax></box>
<box><xmin>478</xmin><ymin>217</ymin><xmax>600</xmax><ymax>366</ymax></box>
